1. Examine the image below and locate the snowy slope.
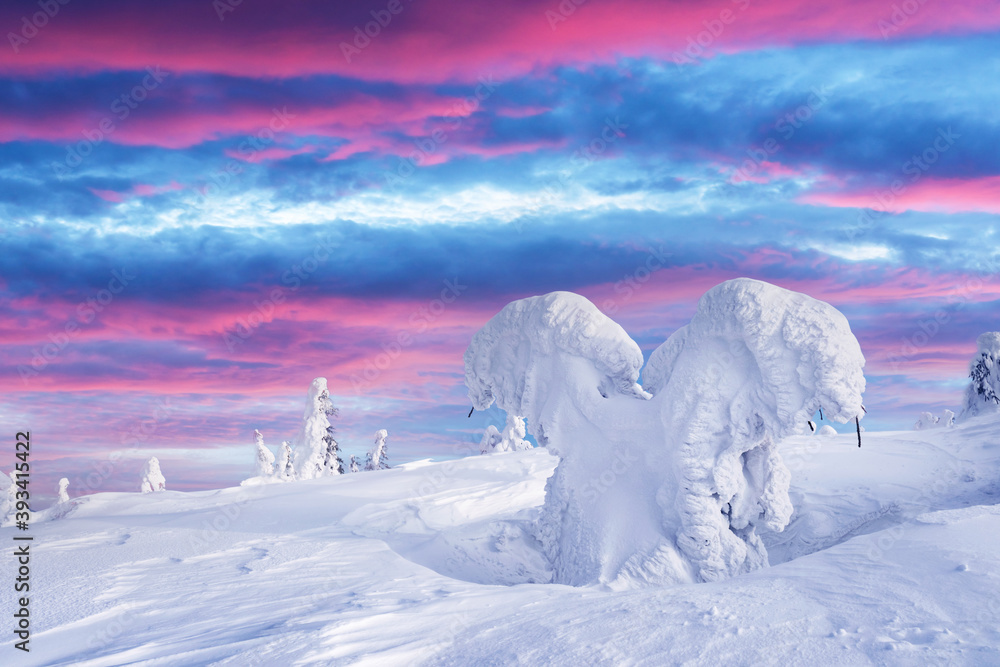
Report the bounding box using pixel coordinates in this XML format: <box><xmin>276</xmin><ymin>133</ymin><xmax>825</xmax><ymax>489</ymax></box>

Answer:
<box><xmin>4</xmin><ymin>415</ymin><xmax>1000</xmax><ymax>666</ymax></box>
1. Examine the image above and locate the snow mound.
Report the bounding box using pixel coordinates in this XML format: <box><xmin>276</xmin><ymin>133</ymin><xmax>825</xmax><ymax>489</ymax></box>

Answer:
<box><xmin>465</xmin><ymin>278</ymin><xmax>867</xmax><ymax>587</ymax></box>
<box><xmin>818</xmin><ymin>424</ymin><xmax>838</xmax><ymax>436</ymax></box>
<box><xmin>960</xmin><ymin>332</ymin><xmax>1000</xmax><ymax>419</ymax></box>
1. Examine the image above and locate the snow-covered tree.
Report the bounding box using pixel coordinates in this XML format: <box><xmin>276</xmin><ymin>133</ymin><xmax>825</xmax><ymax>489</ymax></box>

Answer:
<box><xmin>254</xmin><ymin>429</ymin><xmax>275</xmax><ymax>477</ymax></box>
<box><xmin>464</xmin><ymin>279</ymin><xmax>866</xmax><ymax>587</ymax></box>
<box><xmin>365</xmin><ymin>430</ymin><xmax>390</xmax><ymax>470</ymax></box>
<box><xmin>57</xmin><ymin>478</ymin><xmax>70</xmax><ymax>503</ymax></box>
<box><xmin>321</xmin><ymin>393</ymin><xmax>345</xmax><ymax>476</ymax></box>
<box><xmin>500</xmin><ymin>414</ymin><xmax>532</xmax><ymax>451</ymax></box>
<box><xmin>349</xmin><ymin>455</ymin><xmax>360</xmax><ymax>473</ymax></box>
<box><xmin>480</xmin><ymin>415</ymin><xmax>532</xmax><ymax>454</ymax></box>
<box><xmin>293</xmin><ymin>378</ymin><xmax>334</xmax><ymax>480</ymax></box>
<box><xmin>276</xmin><ymin>441</ymin><xmax>295</xmax><ymax>480</ymax></box>
<box><xmin>479</xmin><ymin>425</ymin><xmax>502</xmax><ymax>454</ymax></box>
<box><xmin>914</xmin><ymin>411</ymin><xmax>939</xmax><ymax>430</ymax></box>
<box><xmin>139</xmin><ymin>457</ymin><xmax>166</xmax><ymax>493</ymax></box>
<box><xmin>916</xmin><ymin>409</ymin><xmax>956</xmax><ymax>430</ymax></box>
<box><xmin>960</xmin><ymin>332</ymin><xmax>1000</xmax><ymax>420</ymax></box>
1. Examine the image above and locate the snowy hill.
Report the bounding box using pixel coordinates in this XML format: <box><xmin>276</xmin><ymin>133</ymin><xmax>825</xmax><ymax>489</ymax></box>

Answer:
<box><xmin>4</xmin><ymin>415</ymin><xmax>1000</xmax><ymax>665</ymax></box>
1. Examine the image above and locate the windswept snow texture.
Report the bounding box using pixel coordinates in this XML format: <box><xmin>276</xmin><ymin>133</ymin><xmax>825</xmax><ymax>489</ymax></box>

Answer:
<box><xmin>961</xmin><ymin>332</ymin><xmax>1000</xmax><ymax>419</ymax></box>
<box><xmin>464</xmin><ymin>279</ymin><xmax>866</xmax><ymax>586</ymax></box>
<box><xmin>5</xmin><ymin>417</ymin><xmax>1000</xmax><ymax>665</ymax></box>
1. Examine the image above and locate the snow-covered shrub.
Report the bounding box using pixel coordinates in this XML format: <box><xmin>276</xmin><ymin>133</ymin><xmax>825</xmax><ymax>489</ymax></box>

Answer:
<box><xmin>57</xmin><ymin>478</ymin><xmax>70</xmax><ymax>503</ymax></box>
<box><xmin>140</xmin><ymin>457</ymin><xmax>166</xmax><ymax>493</ymax></box>
<box><xmin>914</xmin><ymin>411</ymin><xmax>939</xmax><ymax>430</ymax></box>
<box><xmin>914</xmin><ymin>410</ymin><xmax>955</xmax><ymax>430</ymax></box>
<box><xmin>293</xmin><ymin>378</ymin><xmax>334</xmax><ymax>480</ymax></box>
<box><xmin>499</xmin><ymin>414</ymin><xmax>532</xmax><ymax>452</ymax></box>
<box><xmin>480</xmin><ymin>416</ymin><xmax>531</xmax><ymax>454</ymax></box>
<box><xmin>276</xmin><ymin>442</ymin><xmax>295</xmax><ymax>480</ymax></box>
<box><xmin>464</xmin><ymin>279</ymin><xmax>866</xmax><ymax>587</ymax></box>
<box><xmin>349</xmin><ymin>455</ymin><xmax>360</xmax><ymax>473</ymax></box>
<box><xmin>254</xmin><ymin>430</ymin><xmax>275</xmax><ymax>477</ymax></box>
<box><xmin>365</xmin><ymin>430</ymin><xmax>391</xmax><ymax>470</ymax></box>
<box><xmin>818</xmin><ymin>425</ymin><xmax>838</xmax><ymax>436</ymax></box>
<box><xmin>960</xmin><ymin>332</ymin><xmax>1000</xmax><ymax>420</ymax></box>
<box><xmin>479</xmin><ymin>425</ymin><xmax>502</xmax><ymax>454</ymax></box>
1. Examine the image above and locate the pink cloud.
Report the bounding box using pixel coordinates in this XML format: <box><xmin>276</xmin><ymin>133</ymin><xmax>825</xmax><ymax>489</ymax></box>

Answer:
<box><xmin>799</xmin><ymin>176</ymin><xmax>1000</xmax><ymax>215</ymax></box>
<box><xmin>2</xmin><ymin>0</ymin><xmax>997</xmax><ymax>82</ymax></box>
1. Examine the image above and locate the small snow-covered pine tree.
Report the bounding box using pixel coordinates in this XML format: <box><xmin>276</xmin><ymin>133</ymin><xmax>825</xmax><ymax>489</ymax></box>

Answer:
<box><xmin>349</xmin><ymin>455</ymin><xmax>360</xmax><ymax>473</ymax></box>
<box><xmin>276</xmin><ymin>441</ymin><xmax>295</xmax><ymax>480</ymax></box>
<box><xmin>139</xmin><ymin>457</ymin><xmax>166</xmax><ymax>493</ymax></box>
<box><xmin>500</xmin><ymin>414</ymin><xmax>532</xmax><ymax>451</ymax></box>
<box><xmin>254</xmin><ymin>429</ymin><xmax>275</xmax><ymax>477</ymax></box>
<box><xmin>914</xmin><ymin>411</ymin><xmax>939</xmax><ymax>430</ymax></box>
<box><xmin>293</xmin><ymin>378</ymin><xmax>333</xmax><ymax>480</ymax></box>
<box><xmin>365</xmin><ymin>430</ymin><xmax>391</xmax><ymax>470</ymax></box>
<box><xmin>57</xmin><ymin>478</ymin><xmax>70</xmax><ymax>503</ymax></box>
<box><xmin>479</xmin><ymin>425</ymin><xmax>502</xmax><ymax>454</ymax></box>
<box><xmin>321</xmin><ymin>393</ymin><xmax>345</xmax><ymax>476</ymax></box>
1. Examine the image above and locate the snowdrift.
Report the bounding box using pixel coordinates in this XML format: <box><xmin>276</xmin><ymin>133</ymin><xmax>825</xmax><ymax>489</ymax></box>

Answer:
<box><xmin>465</xmin><ymin>278</ymin><xmax>866</xmax><ymax>586</ymax></box>
<box><xmin>6</xmin><ymin>416</ymin><xmax>1000</xmax><ymax>665</ymax></box>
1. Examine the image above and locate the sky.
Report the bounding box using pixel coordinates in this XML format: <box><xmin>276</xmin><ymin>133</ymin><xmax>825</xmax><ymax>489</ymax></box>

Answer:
<box><xmin>1</xmin><ymin>0</ymin><xmax>998</xmax><ymax>501</ymax></box>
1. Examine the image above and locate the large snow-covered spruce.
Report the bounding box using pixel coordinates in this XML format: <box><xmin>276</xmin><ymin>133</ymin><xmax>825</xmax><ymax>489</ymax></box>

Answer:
<box><xmin>464</xmin><ymin>279</ymin><xmax>866</xmax><ymax>587</ymax></box>
<box><xmin>293</xmin><ymin>378</ymin><xmax>334</xmax><ymax>479</ymax></box>
<box><xmin>960</xmin><ymin>332</ymin><xmax>1000</xmax><ymax>419</ymax></box>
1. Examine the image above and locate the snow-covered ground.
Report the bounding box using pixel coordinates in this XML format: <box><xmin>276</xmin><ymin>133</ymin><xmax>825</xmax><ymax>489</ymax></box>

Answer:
<box><xmin>4</xmin><ymin>414</ymin><xmax>1000</xmax><ymax>666</ymax></box>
